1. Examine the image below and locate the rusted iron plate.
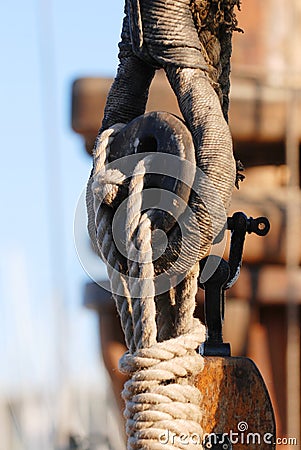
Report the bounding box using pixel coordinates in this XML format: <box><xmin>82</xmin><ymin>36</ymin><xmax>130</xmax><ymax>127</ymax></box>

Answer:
<box><xmin>196</xmin><ymin>356</ymin><xmax>276</xmax><ymax>449</ymax></box>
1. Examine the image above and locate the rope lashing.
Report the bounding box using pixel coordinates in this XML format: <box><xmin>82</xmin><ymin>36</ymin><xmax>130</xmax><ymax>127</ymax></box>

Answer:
<box><xmin>88</xmin><ymin>116</ymin><xmax>206</xmax><ymax>448</ymax></box>
<box><xmin>86</xmin><ymin>1</ymin><xmax>242</xmax><ymax>448</ymax></box>
<box><xmin>120</xmin><ymin>322</ymin><xmax>205</xmax><ymax>449</ymax></box>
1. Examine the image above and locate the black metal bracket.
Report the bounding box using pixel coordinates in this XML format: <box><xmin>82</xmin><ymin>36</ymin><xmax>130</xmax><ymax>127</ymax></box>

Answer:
<box><xmin>226</xmin><ymin>212</ymin><xmax>270</xmax><ymax>289</ymax></box>
<box><xmin>199</xmin><ymin>212</ymin><xmax>270</xmax><ymax>357</ymax></box>
<box><xmin>199</xmin><ymin>256</ymin><xmax>231</xmax><ymax>357</ymax></box>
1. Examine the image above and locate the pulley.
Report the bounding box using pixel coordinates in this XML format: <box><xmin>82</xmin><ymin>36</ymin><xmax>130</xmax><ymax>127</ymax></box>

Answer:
<box><xmin>109</xmin><ymin>111</ymin><xmax>196</xmax><ymax>232</ymax></box>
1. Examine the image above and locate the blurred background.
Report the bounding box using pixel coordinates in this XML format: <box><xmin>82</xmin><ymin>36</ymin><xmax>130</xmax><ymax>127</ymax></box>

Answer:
<box><xmin>1</xmin><ymin>0</ymin><xmax>301</xmax><ymax>449</ymax></box>
<box><xmin>1</xmin><ymin>1</ymin><xmax>124</xmax><ymax>449</ymax></box>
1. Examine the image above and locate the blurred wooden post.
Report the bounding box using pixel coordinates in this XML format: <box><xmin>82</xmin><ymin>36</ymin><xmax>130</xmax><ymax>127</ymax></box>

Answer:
<box><xmin>284</xmin><ymin>2</ymin><xmax>301</xmax><ymax>445</ymax></box>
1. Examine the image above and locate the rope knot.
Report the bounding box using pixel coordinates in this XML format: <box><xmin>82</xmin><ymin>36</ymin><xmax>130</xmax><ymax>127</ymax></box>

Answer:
<box><xmin>92</xmin><ymin>168</ymin><xmax>126</xmax><ymax>206</ymax></box>
<box><xmin>119</xmin><ymin>319</ymin><xmax>205</xmax><ymax>376</ymax></box>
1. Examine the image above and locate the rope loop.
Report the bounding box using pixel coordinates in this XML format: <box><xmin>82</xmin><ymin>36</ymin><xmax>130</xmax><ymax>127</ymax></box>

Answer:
<box><xmin>87</xmin><ymin>120</ymin><xmax>207</xmax><ymax>447</ymax></box>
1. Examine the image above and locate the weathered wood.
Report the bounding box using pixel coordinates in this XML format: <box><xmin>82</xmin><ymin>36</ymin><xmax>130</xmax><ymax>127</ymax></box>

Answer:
<box><xmin>196</xmin><ymin>356</ymin><xmax>276</xmax><ymax>449</ymax></box>
<box><xmin>71</xmin><ymin>72</ymin><xmax>301</xmax><ymax>161</ymax></box>
<box><xmin>228</xmin><ymin>265</ymin><xmax>301</xmax><ymax>305</ymax></box>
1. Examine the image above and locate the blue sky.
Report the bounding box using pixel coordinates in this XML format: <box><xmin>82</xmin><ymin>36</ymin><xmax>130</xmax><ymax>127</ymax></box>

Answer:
<box><xmin>0</xmin><ymin>0</ymin><xmax>124</xmax><ymax>392</ymax></box>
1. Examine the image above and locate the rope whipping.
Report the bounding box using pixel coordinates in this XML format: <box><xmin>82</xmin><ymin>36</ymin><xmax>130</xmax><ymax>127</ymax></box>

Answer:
<box><xmin>86</xmin><ymin>1</ymin><xmax>241</xmax><ymax>448</ymax></box>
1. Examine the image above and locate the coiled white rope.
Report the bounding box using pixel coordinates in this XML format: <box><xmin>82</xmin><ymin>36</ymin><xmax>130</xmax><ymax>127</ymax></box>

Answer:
<box><xmin>87</xmin><ymin>125</ymin><xmax>206</xmax><ymax>449</ymax></box>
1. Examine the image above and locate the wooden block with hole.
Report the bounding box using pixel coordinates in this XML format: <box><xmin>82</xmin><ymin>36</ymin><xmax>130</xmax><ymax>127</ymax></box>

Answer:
<box><xmin>196</xmin><ymin>357</ymin><xmax>276</xmax><ymax>449</ymax></box>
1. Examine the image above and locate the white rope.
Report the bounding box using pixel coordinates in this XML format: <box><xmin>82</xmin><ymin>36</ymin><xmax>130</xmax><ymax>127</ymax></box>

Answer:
<box><xmin>120</xmin><ymin>320</ymin><xmax>205</xmax><ymax>449</ymax></box>
<box><xmin>87</xmin><ymin>125</ymin><xmax>206</xmax><ymax>449</ymax></box>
